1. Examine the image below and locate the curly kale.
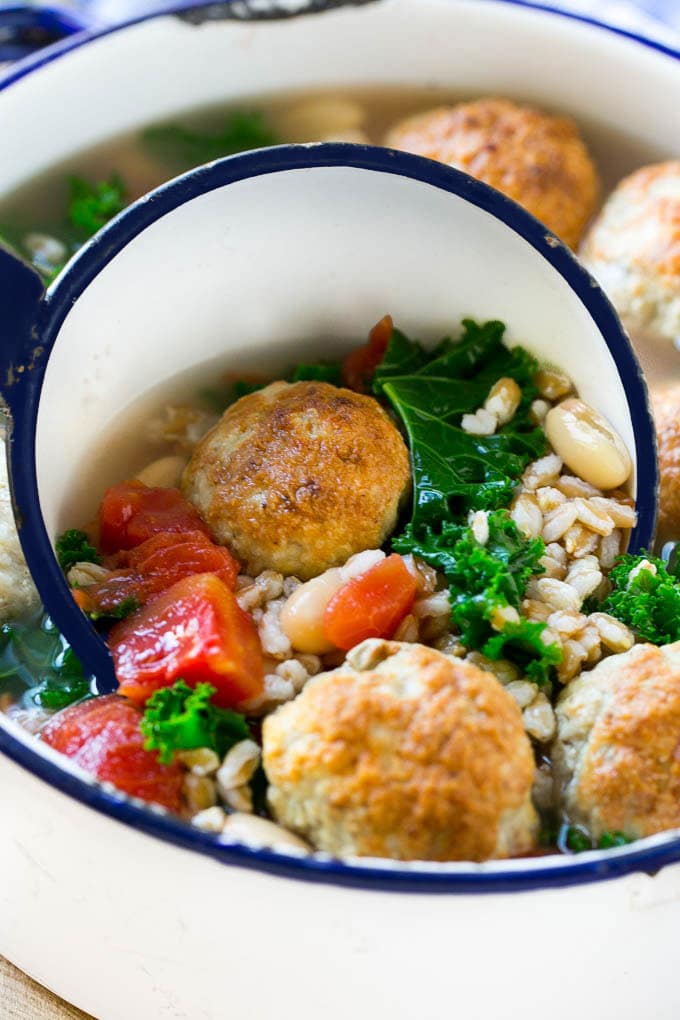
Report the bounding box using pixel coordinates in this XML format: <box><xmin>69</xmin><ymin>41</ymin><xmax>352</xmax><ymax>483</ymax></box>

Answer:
<box><xmin>394</xmin><ymin>511</ymin><xmax>561</xmax><ymax>684</ymax></box>
<box><xmin>68</xmin><ymin>174</ymin><xmax>127</xmax><ymax>237</ymax></box>
<box><xmin>601</xmin><ymin>553</ymin><xmax>680</xmax><ymax>645</ymax></box>
<box><xmin>559</xmin><ymin>825</ymin><xmax>634</xmax><ymax>853</ymax></box>
<box><xmin>381</xmin><ymin>320</ymin><xmax>560</xmax><ymax>682</ymax></box>
<box><xmin>55</xmin><ymin>529</ymin><xmax>100</xmax><ymax>572</ymax></box>
<box><xmin>142</xmin><ymin>111</ymin><xmax>279</xmax><ymax>170</ymax></box>
<box><xmin>140</xmin><ymin>680</ymin><xmax>250</xmax><ymax>765</ymax></box>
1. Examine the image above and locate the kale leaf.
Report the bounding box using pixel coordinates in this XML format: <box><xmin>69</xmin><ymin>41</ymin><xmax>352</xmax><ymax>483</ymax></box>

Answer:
<box><xmin>482</xmin><ymin>617</ymin><xmax>562</xmax><ymax>686</ymax></box>
<box><xmin>0</xmin><ymin>609</ymin><xmax>93</xmax><ymax>710</ymax></box>
<box><xmin>372</xmin><ymin>327</ymin><xmax>430</xmax><ymax>388</ymax></box>
<box><xmin>1</xmin><ymin>174</ymin><xmax>128</xmax><ymax>286</ymax></box>
<box><xmin>56</xmin><ymin>529</ymin><xmax>100</xmax><ymax>572</ymax></box>
<box><xmin>598</xmin><ymin>831</ymin><xmax>632</xmax><ymax>849</ymax></box>
<box><xmin>140</xmin><ymin>680</ymin><xmax>250</xmax><ymax>765</ymax></box>
<box><xmin>379</xmin><ymin>319</ymin><xmax>545</xmax><ymax>522</ymax></box>
<box><xmin>394</xmin><ymin>510</ymin><xmax>559</xmax><ymax>684</ymax></box>
<box><xmin>383</xmin><ymin>319</ymin><xmax>560</xmax><ymax>682</ymax></box>
<box><xmin>33</xmin><ymin>646</ymin><xmax>91</xmax><ymax>709</ymax></box>
<box><xmin>142</xmin><ymin>111</ymin><xmax>279</xmax><ymax>170</ymax></box>
<box><xmin>561</xmin><ymin>825</ymin><xmax>593</xmax><ymax>853</ymax></box>
<box><xmin>68</xmin><ymin>174</ymin><xmax>127</xmax><ymax>237</ymax></box>
<box><xmin>558</xmin><ymin>826</ymin><xmax>634</xmax><ymax>853</ymax></box>
<box><xmin>384</xmin><ymin>393</ymin><xmax>545</xmax><ymax>521</ymax></box>
<box><xmin>290</xmin><ymin>362</ymin><xmax>343</xmax><ymax>385</ymax></box>
<box><xmin>601</xmin><ymin>553</ymin><xmax>680</xmax><ymax>645</ymax></box>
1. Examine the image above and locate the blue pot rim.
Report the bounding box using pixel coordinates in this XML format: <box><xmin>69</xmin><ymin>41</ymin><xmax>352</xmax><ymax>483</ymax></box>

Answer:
<box><xmin>0</xmin><ymin>0</ymin><xmax>675</xmax><ymax>894</ymax></box>
<box><xmin>0</xmin><ymin>0</ymin><xmax>679</xmax><ymax>91</ymax></box>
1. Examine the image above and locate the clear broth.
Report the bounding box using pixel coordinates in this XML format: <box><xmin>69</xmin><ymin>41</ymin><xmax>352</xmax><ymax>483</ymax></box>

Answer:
<box><xmin>1</xmin><ymin>85</ymin><xmax>676</xmax><ymax>384</ymax></box>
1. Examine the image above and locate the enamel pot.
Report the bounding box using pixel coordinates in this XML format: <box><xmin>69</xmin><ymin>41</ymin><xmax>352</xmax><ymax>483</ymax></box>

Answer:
<box><xmin>0</xmin><ymin>4</ymin><xmax>679</xmax><ymax>1019</ymax></box>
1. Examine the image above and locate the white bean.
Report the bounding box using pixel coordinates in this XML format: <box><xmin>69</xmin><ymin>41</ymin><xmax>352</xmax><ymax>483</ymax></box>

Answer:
<box><xmin>544</xmin><ymin>399</ymin><xmax>632</xmax><ymax>490</ymax></box>
<box><xmin>279</xmin><ymin>568</ymin><xmax>345</xmax><ymax>653</ymax></box>
<box><xmin>136</xmin><ymin>454</ymin><xmax>187</xmax><ymax>488</ymax></box>
<box><xmin>276</xmin><ymin>97</ymin><xmax>365</xmax><ymax>143</ymax></box>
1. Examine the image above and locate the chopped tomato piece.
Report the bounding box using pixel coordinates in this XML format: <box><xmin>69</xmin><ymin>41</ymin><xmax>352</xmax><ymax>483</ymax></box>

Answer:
<box><xmin>76</xmin><ymin>531</ymin><xmax>241</xmax><ymax>618</ymax></box>
<box><xmin>121</xmin><ymin>530</ymin><xmax>239</xmax><ymax>592</ymax></box>
<box><xmin>72</xmin><ymin>572</ymin><xmax>143</xmax><ymax>616</ymax></box>
<box><xmin>110</xmin><ymin>573</ymin><xmax>263</xmax><ymax>708</ymax></box>
<box><xmin>41</xmin><ymin>695</ymin><xmax>184</xmax><ymax>813</ymax></box>
<box><xmin>342</xmin><ymin>314</ymin><xmax>393</xmax><ymax>392</ymax></box>
<box><xmin>98</xmin><ymin>480</ymin><xmax>208</xmax><ymax>554</ymax></box>
<box><xmin>323</xmin><ymin>553</ymin><xmax>418</xmax><ymax>650</ymax></box>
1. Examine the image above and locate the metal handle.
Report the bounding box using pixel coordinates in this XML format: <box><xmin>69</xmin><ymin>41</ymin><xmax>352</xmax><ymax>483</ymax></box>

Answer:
<box><xmin>0</xmin><ymin>245</ymin><xmax>44</xmax><ymax>378</ymax></box>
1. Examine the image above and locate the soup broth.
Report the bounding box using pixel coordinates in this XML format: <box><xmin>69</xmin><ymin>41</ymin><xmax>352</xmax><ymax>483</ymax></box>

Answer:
<box><xmin>0</xmin><ymin>85</ymin><xmax>674</xmax><ymax>382</ymax></box>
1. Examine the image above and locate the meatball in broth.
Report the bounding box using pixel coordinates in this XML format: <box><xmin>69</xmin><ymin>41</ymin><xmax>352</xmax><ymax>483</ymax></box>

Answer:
<box><xmin>553</xmin><ymin>642</ymin><xmax>680</xmax><ymax>841</ymax></box>
<box><xmin>386</xmin><ymin>97</ymin><xmax>599</xmax><ymax>249</ymax></box>
<box><xmin>263</xmin><ymin>640</ymin><xmax>538</xmax><ymax>862</ymax></box>
<box><xmin>182</xmin><ymin>380</ymin><xmax>411</xmax><ymax>580</ymax></box>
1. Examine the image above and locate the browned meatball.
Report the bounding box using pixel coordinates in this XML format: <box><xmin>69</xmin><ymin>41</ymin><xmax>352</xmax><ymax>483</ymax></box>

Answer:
<box><xmin>553</xmin><ymin>642</ymin><xmax>680</xmax><ymax>840</ymax></box>
<box><xmin>182</xmin><ymin>381</ymin><xmax>410</xmax><ymax>580</ymax></box>
<box><xmin>263</xmin><ymin>640</ymin><xmax>538</xmax><ymax>861</ymax></box>
<box><xmin>652</xmin><ymin>384</ymin><xmax>680</xmax><ymax>545</ymax></box>
<box><xmin>385</xmin><ymin>98</ymin><xmax>599</xmax><ymax>249</ymax></box>
<box><xmin>580</xmin><ymin>162</ymin><xmax>680</xmax><ymax>348</ymax></box>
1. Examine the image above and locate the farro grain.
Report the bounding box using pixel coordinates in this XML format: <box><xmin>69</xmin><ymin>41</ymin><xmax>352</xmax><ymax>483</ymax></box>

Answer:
<box><xmin>216</xmin><ymin>740</ymin><xmax>261</xmax><ymax>794</ymax></box>
<box><xmin>505</xmin><ymin>680</ymin><xmax>538</xmax><ymax>710</ymax></box>
<box><xmin>563</xmin><ymin>523</ymin><xmax>599</xmax><ymax>558</ymax></box>
<box><xmin>535</xmin><ymin>368</ymin><xmax>573</xmax><ymax>401</ymax></box>
<box><xmin>511</xmin><ymin>493</ymin><xmax>543</xmax><ymax>539</ymax></box>
<box><xmin>392</xmin><ymin>613</ymin><xmax>419</xmax><ymax>643</ymax></box>
<box><xmin>555</xmin><ymin>475</ymin><xmax>602</xmax><ymax>499</ymax></box>
<box><xmin>461</xmin><ymin>407</ymin><xmax>497</xmax><ymax>435</ymax></box>
<box><xmin>535</xmin><ymin>486</ymin><xmax>566</xmax><ymax>513</ymax></box>
<box><xmin>191</xmin><ymin>806</ymin><xmax>227</xmax><ymax>833</ymax></box>
<box><xmin>574</xmin><ymin>498</ymin><xmax>615</xmax><ymax>536</ymax></box>
<box><xmin>484</xmin><ymin>377</ymin><xmax>521</xmax><ymax>424</ymax></box>
<box><xmin>178</xmin><ymin>747</ymin><xmax>220</xmax><ymax>776</ymax></box>
<box><xmin>599</xmin><ymin>529</ymin><xmax>622</xmax><ymax>569</ymax></box>
<box><xmin>542</xmin><ymin>503</ymin><xmax>578</xmax><ymax>542</ymax></box>
<box><xmin>589</xmin><ymin>497</ymin><xmax>637</xmax><ymax>528</ymax></box>
<box><xmin>523</xmin><ymin>693</ymin><xmax>556</xmax><ymax>742</ymax></box>
<box><xmin>536</xmin><ymin>578</ymin><xmax>582</xmax><ymax>611</ymax></box>
<box><xmin>522</xmin><ymin>454</ymin><xmax>563</xmax><ymax>491</ymax></box>
<box><xmin>184</xmin><ymin>774</ymin><xmax>217</xmax><ymax>813</ymax></box>
<box><xmin>590</xmin><ymin>613</ymin><xmax>635</xmax><ymax>653</ymax></box>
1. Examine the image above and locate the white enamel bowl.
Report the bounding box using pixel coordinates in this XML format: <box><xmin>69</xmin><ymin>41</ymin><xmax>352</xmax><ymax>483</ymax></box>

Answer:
<box><xmin>0</xmin><ymin>3</ymin><xmax>679</xmax><ymax>1019</ymax></box>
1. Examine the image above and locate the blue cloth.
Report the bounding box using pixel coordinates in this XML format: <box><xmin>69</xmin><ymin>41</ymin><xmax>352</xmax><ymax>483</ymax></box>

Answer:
<box><xmin>69</xmin><ymin>1</ymin><xmax>680</xmax><ymax>34</ymax></box>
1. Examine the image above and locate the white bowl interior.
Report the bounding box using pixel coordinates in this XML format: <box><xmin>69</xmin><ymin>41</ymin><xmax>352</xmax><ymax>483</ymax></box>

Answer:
<box><xmin>36</xmin><ymin>161</ymin><xmax>634</xmax><ymax>538</ymax></box>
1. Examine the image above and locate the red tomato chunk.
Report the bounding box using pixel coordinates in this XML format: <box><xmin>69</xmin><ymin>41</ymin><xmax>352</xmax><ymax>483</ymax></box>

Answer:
<box><xmin>119</xmin><ymin>530</ymin><xmax>239</xmax><ymax>591</ymax></box>
<box><xmin>323</xmin><ymin>553</ymin><xmax>418</xmax><ymax>650</ymax></box>
<box><xmin>76</xmin><ymin>530</ymin><xmax>242</xmax><ymax>616</ymax></box>
<box><xmin>342</xmin><ymin>314</ymin><xmax>393</xmax><ymax>393</ymax></box>
<box><xmin>41</xmin><ymin>695</ymin><xmax>184</xmax><ymax>812</ymax></box>
<box><xmin>110</xmin><ymin>573</ymin><xmax>264</xmax><ymax>709</ymax></box>
<box><xmin>98</xmin><ymin>480</ymin><xmax>208</xmax><ymax>554</ymax></box>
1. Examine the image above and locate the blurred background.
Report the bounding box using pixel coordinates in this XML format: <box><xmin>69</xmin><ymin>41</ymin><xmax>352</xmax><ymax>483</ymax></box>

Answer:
<box><xmin>3</xmin><ymin>0</ymin><xmax>680</xmax><ymax>34</ymax></box>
